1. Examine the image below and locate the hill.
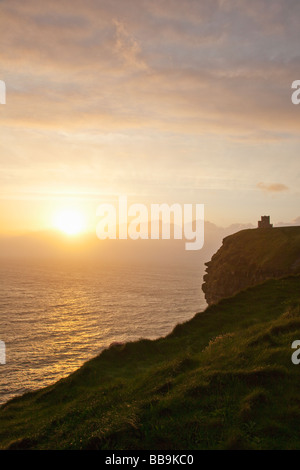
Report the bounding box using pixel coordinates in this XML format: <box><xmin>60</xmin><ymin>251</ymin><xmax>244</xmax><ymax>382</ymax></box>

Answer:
<box><xmin>202</xmin><ymin>226</ymin><xmax>300</xmax><ymax>305</ymax></box>
<box><xmin>1</xmin><ymin>274</ymin><xmax>300</xmax><ymax>450</ymax></box>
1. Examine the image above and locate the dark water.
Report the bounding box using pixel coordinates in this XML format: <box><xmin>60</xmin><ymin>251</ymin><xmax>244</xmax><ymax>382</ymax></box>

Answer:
<box><xmin>0</xmin><ymin>259</ymin><xmax>206</xmax><ymax>405</ymax></box>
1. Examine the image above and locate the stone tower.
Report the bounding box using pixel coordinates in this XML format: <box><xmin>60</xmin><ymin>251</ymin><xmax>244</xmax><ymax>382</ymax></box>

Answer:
<box><xmin>258</xmin><ymin>215</ymin><xmax>273</xmax><ymax>228</ymax></box>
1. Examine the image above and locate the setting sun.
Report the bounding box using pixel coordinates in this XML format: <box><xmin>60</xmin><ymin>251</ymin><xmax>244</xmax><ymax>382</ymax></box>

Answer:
<box><xmin>53</xmin><ymin>209</ymin><xmax>86</xmax><ymax>236</ymax></box>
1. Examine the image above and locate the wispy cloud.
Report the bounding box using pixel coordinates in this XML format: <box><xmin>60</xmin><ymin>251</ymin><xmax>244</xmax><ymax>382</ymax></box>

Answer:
<box><xmin>113</xmin><ymin>19</ymin><xmax>148</xmax><ymax>71</ymax></box>
<box><xmin>257</xmin><ymin>182</ymin><xmax>289</xmax><ymax>193</ymax></box>
<box><xmin>1</xmin><ymin>0</ymin><xmax>300</xmax><ymax>138</ymax></box>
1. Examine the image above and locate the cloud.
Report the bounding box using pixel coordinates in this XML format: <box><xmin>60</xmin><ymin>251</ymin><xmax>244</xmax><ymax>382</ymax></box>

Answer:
<box><xmin>292</xmin><ymin>216</ymin><xmax>300</xmax><ymax>225</ymax></box>
<box><xmin>275</xmin><ymin>216</ymin><xmax>300</xmax><ymax>226</ymax></box>
<box><xmin>1</xmin><ymin>0</ymin><xmax>300</xmax><ymax>139</ymax></box>
<box><xmin>113</xmin><ymin>19</ymin><xmax>147</xmax><ymax>71</ymax></box>
<box><xmin>257</xmin><ymin>182</ymin><xmax>289</xmax><ymax>193</ymax></box>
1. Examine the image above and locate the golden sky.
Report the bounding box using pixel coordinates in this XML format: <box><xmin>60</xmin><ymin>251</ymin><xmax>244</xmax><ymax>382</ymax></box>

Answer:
<box><xmin>0</xmin><ymin>0</ymin><xmax>299</xmax><ymax>234</ymax></box>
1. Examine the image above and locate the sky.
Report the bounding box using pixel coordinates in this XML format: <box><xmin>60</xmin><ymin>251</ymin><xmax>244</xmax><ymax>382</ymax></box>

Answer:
<box><xmin>0</xmin><ymin>0</ymin><xmax>299</xmax><ymax>235</ymax></box>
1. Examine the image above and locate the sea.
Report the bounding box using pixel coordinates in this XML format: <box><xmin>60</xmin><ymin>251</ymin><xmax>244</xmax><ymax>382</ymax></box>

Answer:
<box><xmin>0</xmin><ymin>259</ymin><xmax>206</xmax><ymax>405</ymax></box>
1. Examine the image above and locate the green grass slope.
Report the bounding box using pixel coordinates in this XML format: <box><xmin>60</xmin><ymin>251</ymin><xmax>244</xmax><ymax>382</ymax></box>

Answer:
<box><xmin>1</xmin><ymin>275</ymin><xmax>300</xmax><ymax>450</ymax></box>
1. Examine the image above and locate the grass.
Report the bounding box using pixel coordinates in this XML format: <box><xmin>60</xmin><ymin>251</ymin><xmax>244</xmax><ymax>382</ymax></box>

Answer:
<box><xmin>0</xmin><ymin>275</ymin><xmax>300</xmax><ymax>449</ymax></box>
<box><xmin>221</xmin><ymin>226</ymin><xmax>300</xmax><ymax>271</ymax></box>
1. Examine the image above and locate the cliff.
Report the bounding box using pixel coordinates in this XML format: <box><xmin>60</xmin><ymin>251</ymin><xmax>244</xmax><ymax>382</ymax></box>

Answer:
<box><xmin>202</xmin><ymin>226</ymin><xmax>300</xmax><ymax>305</ymax></box>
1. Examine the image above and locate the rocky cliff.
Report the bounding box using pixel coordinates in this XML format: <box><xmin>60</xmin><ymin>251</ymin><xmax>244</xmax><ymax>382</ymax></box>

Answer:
<box><xmin>202</xmin><ymin>226</ymin><xmax>300</xmax><ymax>305</ymax></box>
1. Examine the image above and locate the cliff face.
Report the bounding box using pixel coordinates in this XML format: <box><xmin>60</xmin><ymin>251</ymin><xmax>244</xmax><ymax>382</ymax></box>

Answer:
<box><xmin>202</xmin><ymin>226</ymin><xmax>300</xmax><ymax>305</ymax></box>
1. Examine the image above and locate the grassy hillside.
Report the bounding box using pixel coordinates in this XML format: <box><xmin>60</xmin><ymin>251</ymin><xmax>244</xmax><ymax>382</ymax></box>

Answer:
<box><xmin>203</xmin><ymin>226</ymin><xmax>300</xmax><ymax>305</ymax></box>
<box><xmin>1</xmin><ymin>274</ymin><xmax>300</xmax><ymax>450</ymax></box>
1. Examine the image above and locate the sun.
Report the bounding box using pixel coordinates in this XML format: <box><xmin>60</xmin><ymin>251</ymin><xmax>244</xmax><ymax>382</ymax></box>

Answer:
<box><xmin>53</xmin><ymin>209</ymin><xmax>86</xmax><ymax>236</ymax></box>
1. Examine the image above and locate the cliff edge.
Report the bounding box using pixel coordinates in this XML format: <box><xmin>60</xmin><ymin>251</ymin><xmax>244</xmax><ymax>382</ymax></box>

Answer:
<box><xmin>202</xmin><ymin>226</ymin><xmax>300</xmax><ymax>305</ymax></box>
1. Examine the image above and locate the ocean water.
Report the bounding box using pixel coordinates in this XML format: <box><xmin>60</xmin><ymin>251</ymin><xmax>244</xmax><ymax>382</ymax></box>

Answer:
<box><xmin>0</xmin><ymin>259</ymin><xmax>206</xmax><ymax>405</ymax></box>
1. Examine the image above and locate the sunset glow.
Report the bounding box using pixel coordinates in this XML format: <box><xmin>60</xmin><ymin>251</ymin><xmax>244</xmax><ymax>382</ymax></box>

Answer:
<box><xmin>0</xmin><ymin>0</ymin><xmax>300</xmax><ymax>452</ymax></box>
<box><xmin>53</xmin><ymin>209</ymin><xmax>86</xmax><ymax>236</ymax></box>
